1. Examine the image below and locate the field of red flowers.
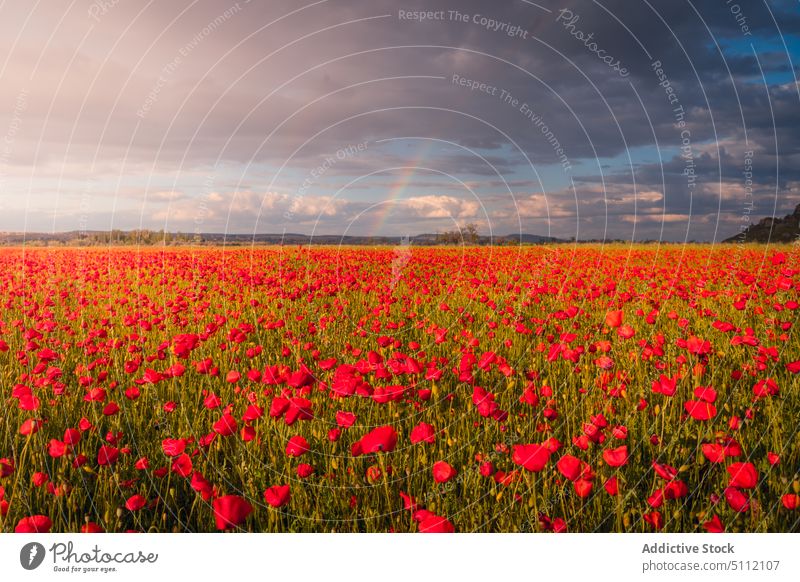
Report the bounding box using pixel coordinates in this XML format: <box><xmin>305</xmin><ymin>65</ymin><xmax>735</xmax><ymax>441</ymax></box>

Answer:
<box><xmin>0</xmin><ymin>245</ymin><xmax>798</xmax><ymax>533</ymax></box>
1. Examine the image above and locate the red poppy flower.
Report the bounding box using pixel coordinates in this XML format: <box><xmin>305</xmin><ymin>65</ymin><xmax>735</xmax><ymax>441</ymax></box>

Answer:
<box><xmin>335</xmin><ymin>411</ymin><xmax>357</xmax><ymax>429</ymax></box>
<box><xmin>204</xmin><ymin>393</ymin><xmax>222</xmax><ymax>409</ymax></box>
<box><xmin>48</xmin><ymin>439</ymin><xmax>68</xmax><ymax>458</ymax></box>
<box><xmin>651</xmin><ymin>374</ymin><xmax>677</xmax><ymax>396</ymax></box>
<box><xmin>285</xmin><ymin>435</ymin><xmax>310</xmax><ymax>457</ymax></box>
<box><xmin>213</xmin><ymin>414</ymin><xmax>238</xmax><ymax>437</ymax></box>
<box><xmin>15</xmin><ymin>515</ymin><xmax>52</xmax><ymax>533</ymax></box>
<box><xmin>418</xmin><ymin>514</ymin><xmax>455</xmax><ymax>533</ymax></box>
<box><xmin>701</xmin><ymin>443</ymin><xmax>726</xmax><ymax>463</ymax></box>
<box><xmin>125</xmin><ymin>494</ymin><xmax>147</xmax><ymax>511</ymax></box>
<box><xmin>102</xmin><ymin>402</ymin><xmax>120</xmax><ymax>416</ymax></box>
<box><xmin>664</xmin><ymin>480</ymin><xmax>689</xmax><ymax>499</ymax></box>
<box><xmin>556</xmin><ymin>455</ymin><xmax>582</xmax><ymax>482</ymax></box>
<box><xmin>161</xmin><ymin>438</ymin><xmax>186</xmax><ymax>457</ymax></box>
<box><xmin>171</xmin><ymin>453</ymin><xmax>193</xmax><ymax>478</ymax></box>
<box><xmin>63</xmin><ymin>428</ymin><xmax>81</xmax><ymax>445</ymax></box>
<box><xmin>684</xmin><ymin>400</ymin><xmax>716</xmax><ymax>421</ymax></box>
<box><xmin>652</xmin><ymin>461</ymin><xmax>678</xmax><ymax>481</ymax></box>
<box><xmin>97</xmin><ymin>445</ymin><xmax>119</xmax><ymax>466</ymax></box>
<box><xmin>782</xmin><ymin>494</ymin><xmax>799</xmax><ymax>510</ymax></box>
<box><xmin>19</xmin><ymin>418</ymin><xmax>40</xmax><ymax>436</ymax></box>
<box><xmin>573</xmin><ymin>479</ymin><xmax>593</xmax><ymax>498</ymax></box>
<box><xmin>643</xmin><ymin>511</ymin><xmax>664</xmax><ymax>530</ymax></box>
<box><xmin>512</xmin><ymin>444</ymin><xmax>551</xmax><ymax>472</ymax></box>
<box><xmin>685</xmin><ymin>336</ymin><xmax>712</xmax><ymax>356</ymax></box>
<box><xmin>605</xmin><ymin>310</ymin><xmax>623</xmax><ymax>328</ymax></box>
<box><xmin>702</xmin><ymin>515</ymin><xmax>724</xmax><ymax>533</ymax></box>
<box><xmin>724</xmin><ymin>487</ymin><xmax>750</xmax><ymax>512</ymax></box>
<box><xmin>647</xmin><ymin>488</ymin><xmax>664</xmax><ymax>508</ymax></box>
<box><xmin>212</xmin><ymin>495</ymin><xmax>253</xmax><ymax>530</ymax></box>
<box><xmin>242</xmin><ymin>404</ymin><xmax>263</xmax><ymax>422</ymax></box>
<box><xmin>297</xmin><ymin>463</ymin><xmax>315</xmax><ymax>478</ymax></box>
<box><xmin>727</xmin><ymin>462</ymin><xmax>758</xmax><ymax>489</ymax></box>
<box><xmin>264</xmin><ymin>485</ymin><xmax>291</xmax><ymax>508</ymax></box>
<box><xmin>602</xmin><ymin>445</ymin><xmax>628</xmax><ymax>468</ymax></box>
<box><xmin>410</xmin><ymin>422</ymin><xmax>436</xmax><ymax>444</ymax></box>
<box><xmin>351</xmin><ymin>425</ymin><xmax>398</xmax><ymax>457</ymax></box>
<box><xmin>432</xmin><ymin>461</ymin><xmax>457</xmax><ymax>483</ymax></box>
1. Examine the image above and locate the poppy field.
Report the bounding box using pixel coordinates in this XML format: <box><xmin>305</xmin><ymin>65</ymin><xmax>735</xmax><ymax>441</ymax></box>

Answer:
<box><xmin>0</xmin><ymin>245</ymin><xmax>798</xmax><ymax>533</ymax></box>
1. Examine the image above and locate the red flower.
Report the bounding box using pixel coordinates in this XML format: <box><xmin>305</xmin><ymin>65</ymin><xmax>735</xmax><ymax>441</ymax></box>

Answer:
<box><xmin>727</xmin><ymin>462</ymin><xmax>758</xmax><ymax>489</ymax></box>
<box><xmin>63</xmin><ymin>428</ymin><xmax>81</xmax><ymax>446</ymax></box>
<box><xmin>263</xmin><ymin>485</ymin><xmax>291</xmax><ymax>508</ymax></box>
<box><xmin>693</xmin><ymin>386</ymin><xmax>717</xmax><ymax>403</ymax></box>
<box><xmin>684</xmin><ymin>400</ymin><xmax>716</xmax><ymax>421</ymax></box>
<box><xmin>664</xmin><ymin>480</ymin><xmax>689</xmax><ymax>500</ymax></box>
<box><xmin>97</xmin><ymin>445</ymin><xmax>119</xmax><ymax>466</ymax></box>
<box><xmin>335</xmin><ymin>411</ymin><xmax>357</xmax><ymax>428</ymax></box>
<box><xmin>573</xmin><ymin>479</ymin><xmax>593</xmax><ymax>498</ymax></box>
<box><xmin>511</xmin><ymin>444</ymin><xmax>551</xmax><ymax>472</ymax></box>
<box><xmin>652</xmin><ymin>461</ymin><xmax>678</xmax><ymax>481</ymax></box>
<box><xmin>651</xmin><ymin>374</ymin><xmax>677</xmax><ymax>396</ymax></box>
<box><xmin>48</xmin><ymin>439</ymin><xmax>68</xmax><ymax>458</ymax></box>
<box><xmin>297</xmin><ymin>463</ymin><xmax>315</xmax><ymax>478</ymax></box>
<box><xmin>400</xmin><ymin>491</ymin><xmax>419</xmax><ymax>512</ymax></box>
<box><xmin>0</xmin><ymin>458</ymin><xmax>14</xmax><ymax>477</ymax></box>
<box><xmin>432</xmin><ymin>461</ymin><xmax>457</xmax><ymax>483</ymax></box>
<box><xmin>213</xmin><ymin>414</ymin><xmax>238</xmax><ymax>437</ymax></box>
<box><xmin>643</xmin><ymin>511</ymin><xmax>664</xmax><ymax>530</ymax></box>
<box><xmin>204</xmin><ymin>393</ymin><xmax>222</xmax><ymax>409</ymax></box>
<box><xmin>171</xmin><ymin>453</ymin><xmax>193</xmax><ymax>478</ymax></box>
<box><xmin>351</xmin><ymin>426</ymin><xmax>398</xmax><ymax>457</ymax></box>
<box><xmin>19</xmin><ymin>418</ymin><xmax>40</xmax><ymax>436</ymax></box>
<box><xmin>701</xmin><ymin>443</ymin><xmax>726</xmax><ymax>463</ymax></box>
<box><xmin>418</xmin><ymin>514</ymin><xmax>455</xmax><ymax>533</ymax></box>
<box><xmin>212</xmin><ymin>495</ymin><xmax>253</xmax><ymax>530</ymax></box>
<box><xmin>724</xmin><ymin>487</ymin><xmax>750</xmax><ymax>513</ymax></box>
<box><xmin>602</xmin><ymin>445</ymin><xmax>628</xmax><ymax>468</ymax></box>
<box><xmin>410</xmin><ymin>422</ymin><xmax>436</xmax><ymax>444</ymax></box>
<box><xmin>605</xmin><ymin>310</ymin><xmax>623</xmax><ymax>328</ymax></box>
<box><xmin>15</xmin><ymin>515</ymin><xmax>52</xmax><ymax>533</ymax></box>
<box><xmin>702</xmin><ymin>515</ymin><xmax>725</xmax><ymax>533</ymax></box>
<box><xmin>685</xmin><ymin>335</ymin><xmax>712</xmax><ymax>356</ymax></box>
<box><xmin>782</xmin><ymin>494</ymin><xmax>799</xmax><ymax>510</ymax></box>
<box><xmin>102</xmin><ymin>401</ymin><xmax>120</xmax><ymax>416</ymax></box>
<box><xmin>285</xmin><ymin>435</ymin><xmax>310</xmax><ymax>457</ymax></box>
<box><xmin>556</xmin><ymin>455</ymin><xmax>582</xmax><ymax>482</ymax></box>
<box><xmin>161</xmin><ymin>438</ymin><xmax>186</xmax><ymax>457</ymax></box>
<box><xmin>125</xmin><ymin>494</ymin><xmax>147</xmax><ymax>511</ymax></box>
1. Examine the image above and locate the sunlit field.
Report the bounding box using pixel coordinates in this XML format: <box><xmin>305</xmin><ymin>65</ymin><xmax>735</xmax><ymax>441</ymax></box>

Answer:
<box><xmin>0</xmin><ymin>245</ymin><xmax>798</xmax><ymax>533</ymax></box>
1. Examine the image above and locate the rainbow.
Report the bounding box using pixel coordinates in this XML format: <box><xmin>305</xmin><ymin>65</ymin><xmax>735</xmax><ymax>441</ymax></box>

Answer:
<box><xmin>368</xmin><ymin>141</ymin><xmax>436</xmax><ymax>236</ymax></box>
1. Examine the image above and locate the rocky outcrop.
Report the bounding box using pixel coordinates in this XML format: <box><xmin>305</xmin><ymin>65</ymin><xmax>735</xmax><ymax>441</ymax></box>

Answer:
<box><xmin>724</xmin><ymin>204</ymin><xmax>800</xmax><ymax>242</ymax></box>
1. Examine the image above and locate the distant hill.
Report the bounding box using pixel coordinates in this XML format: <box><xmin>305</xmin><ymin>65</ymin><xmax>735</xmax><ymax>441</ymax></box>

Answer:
<box><xmin>0</xmin><ymin>230</ymin><xmax>563</xmax><ymax>246</ymax></box>
<box><xmin>724</xmin><ymin>204</ymin><xmax>800</xmax><ymax>243</ymax></box>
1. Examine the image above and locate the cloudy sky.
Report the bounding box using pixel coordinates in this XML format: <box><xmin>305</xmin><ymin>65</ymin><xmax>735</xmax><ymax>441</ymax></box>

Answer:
<box><xmin>0</xmin><ymin>0</ymin><xmax>798</xmax><ymax>241</ymax></box>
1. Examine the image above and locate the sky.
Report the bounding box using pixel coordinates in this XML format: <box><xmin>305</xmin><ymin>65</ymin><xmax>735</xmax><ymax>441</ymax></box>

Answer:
<box><xmin>0</xmin><ymin>0</ymin><xmax>798</xmax><ymax>242</ymax></box>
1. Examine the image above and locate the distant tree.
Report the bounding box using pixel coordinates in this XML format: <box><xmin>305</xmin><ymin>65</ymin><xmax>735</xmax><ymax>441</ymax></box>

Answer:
<box><xmin>463</xmin><ymin>222</ymin><xmax>480</xmax><ymax>244</ymax></box>
<box><xmin>436</xmin><ymin>223</ymin><xmax>480</xmax><ymax>245</ymax></box>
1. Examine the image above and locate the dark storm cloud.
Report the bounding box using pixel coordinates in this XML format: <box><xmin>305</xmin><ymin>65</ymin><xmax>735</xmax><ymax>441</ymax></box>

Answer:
<box><xmin>0</xmin><ymin>0</ymin><xmax>797</xmax><ymax>240</ymax></box>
